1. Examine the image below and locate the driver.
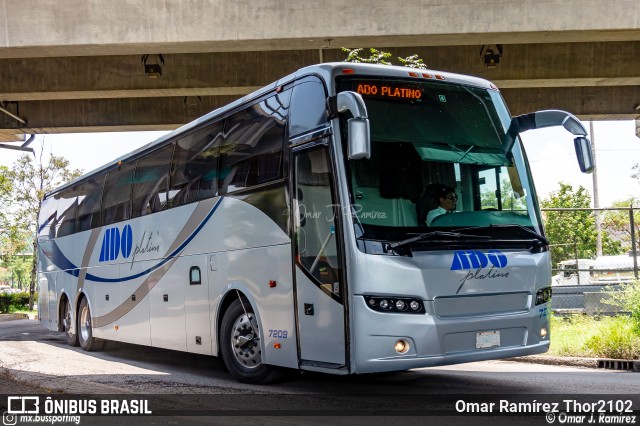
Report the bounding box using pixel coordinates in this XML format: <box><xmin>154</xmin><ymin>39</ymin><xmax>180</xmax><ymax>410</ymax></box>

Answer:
<box><xmin>426</xmin><ymin>186</ymin><xmax>457</xmax><ymax>225</ymax></box>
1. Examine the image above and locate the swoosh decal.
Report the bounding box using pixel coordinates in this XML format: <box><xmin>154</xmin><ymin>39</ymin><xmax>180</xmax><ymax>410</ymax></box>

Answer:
<box><xmin>45</xmin><ymin>197</ymin><xmax>222</xmax><ymax>283</ymax></box>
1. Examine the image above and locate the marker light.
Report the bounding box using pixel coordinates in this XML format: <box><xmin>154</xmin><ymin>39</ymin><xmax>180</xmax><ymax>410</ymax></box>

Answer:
<box><xmin>540</xmin><ymin>327</ymin><xmax>548</xmax><ymax>339</ymax></box>
<box><xmin>364</xmin><ymin>296</ymin><xmax>425</xmax><ymax>314</ymax></box>
<box><xmin>394</xmin><ymin>339</ymin><xmax>410</xmax><ymax>354</ymax></box>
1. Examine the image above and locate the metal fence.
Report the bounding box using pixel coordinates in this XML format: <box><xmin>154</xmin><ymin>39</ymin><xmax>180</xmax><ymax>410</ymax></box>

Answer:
<box><xmin>544</xmin><ymin>206</ymin><xmax>639</xmax><ymax>314</ymax></box>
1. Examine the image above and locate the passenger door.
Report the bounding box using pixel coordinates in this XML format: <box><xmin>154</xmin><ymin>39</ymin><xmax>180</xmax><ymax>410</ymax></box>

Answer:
<box><xmin>292</xmin><ymin>143</ymin><xmax>347</xmax><ymax>366</ymax></box>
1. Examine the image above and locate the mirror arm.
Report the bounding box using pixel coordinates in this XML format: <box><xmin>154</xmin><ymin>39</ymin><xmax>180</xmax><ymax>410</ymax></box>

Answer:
<box><xmin>502</xmin><ymin>113</ymin><xmax>536</xmax><ymax>155</ymax></box>
<box><xmin>327</xmin><ymin>93</ymin><xmax>369</xmax><ymax>120</ymax></box>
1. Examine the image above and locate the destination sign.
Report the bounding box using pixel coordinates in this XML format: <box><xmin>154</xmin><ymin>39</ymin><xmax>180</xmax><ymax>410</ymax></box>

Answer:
<box><xmin>355</xmin><ymin>83</ymin><xmax>423</xmax><ymax>100</ymax></box>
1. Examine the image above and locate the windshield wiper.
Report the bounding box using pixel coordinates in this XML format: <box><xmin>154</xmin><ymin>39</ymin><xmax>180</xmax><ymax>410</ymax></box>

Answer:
<box><xmin>389</xmin><ymin>231</ymin><xmax>491</xmax><ymax>251</ymax></box>
<box><xmin>486</xmin><ymin>224</ymin><xmax>549</xmax><ymax>245</ymax></box>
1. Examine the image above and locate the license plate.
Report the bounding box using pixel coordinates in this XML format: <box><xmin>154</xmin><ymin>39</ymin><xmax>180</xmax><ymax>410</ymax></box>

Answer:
<box><xmin>476</xmin><ymin>331</ymin><xmax>500</xmax><ymax>349</ymax></box>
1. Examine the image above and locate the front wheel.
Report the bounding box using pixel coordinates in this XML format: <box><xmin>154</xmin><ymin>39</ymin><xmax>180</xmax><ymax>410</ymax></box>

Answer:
<box><xmin>77</xmin><ymin>298</ymin><xmax>104</xmax><ymax>351</ymax></box>
<box><xmin>219</xmin><ymin>298</ymin><xmax>281</xmax><ymax>384</ymax></box>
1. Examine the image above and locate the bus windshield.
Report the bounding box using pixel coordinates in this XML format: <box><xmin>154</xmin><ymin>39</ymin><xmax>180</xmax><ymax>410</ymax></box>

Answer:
<box><xmin>337</xmin><ymin>77</ymin><xmax>542</xmax><ymax>241</ymax></box>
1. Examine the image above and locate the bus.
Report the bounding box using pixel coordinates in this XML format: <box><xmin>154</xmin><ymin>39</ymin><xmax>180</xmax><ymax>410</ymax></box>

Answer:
<box><xmin>37</xmin><ymin>62</ymin><xmax>593</xmax><ymax>383</ymax></box>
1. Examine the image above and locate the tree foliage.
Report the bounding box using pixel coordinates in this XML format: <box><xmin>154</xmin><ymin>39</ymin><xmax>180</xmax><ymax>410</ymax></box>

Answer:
<box><xmin>1</xmin><ymin>144</ymin><xmax>82</xmax><ymax>308</ymax></box>
<box><xmin>601</xmin><ymin>197</ymin><xmax>640</xmax><ymax>254</ymax></box>
<box><xmin>0</xmin><ymin>167</ymin><xmax>12</xmax><ymax>239</ymax></box>
<box><xmin>541</xmin><ymin>183</ymin><xmax>621</xmax><ymax>266</ymax></box>
<box><xmin>632</xmin><ymin>163</ymin><xmax>640</xmax><ymax>186</ymax></box>
<box><xmin>342</xmin><ymin>48</ymin><xmax>427</xmax><ymax>69</ymax></box>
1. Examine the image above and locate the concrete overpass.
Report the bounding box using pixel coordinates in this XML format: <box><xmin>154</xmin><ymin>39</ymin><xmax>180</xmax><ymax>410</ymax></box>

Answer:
<box><xmin>1</xmin><ymin>0</ymin><xmax>639</xmax><ymax>142</ymax></box>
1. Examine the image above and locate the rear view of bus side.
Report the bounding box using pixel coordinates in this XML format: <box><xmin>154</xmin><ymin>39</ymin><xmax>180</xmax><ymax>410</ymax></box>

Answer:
<box><xmin>38</xmin><ymin>63</ymin><xmax>593</xmax><ymax>383</ymax></box>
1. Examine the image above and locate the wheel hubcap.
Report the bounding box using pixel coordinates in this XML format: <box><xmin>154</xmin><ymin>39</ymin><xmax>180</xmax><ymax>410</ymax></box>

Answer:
<box><xmin>64</xmin><ymin>303</ymin><xmax>72</xmax><ymax>335</ymax></box>
<box><xmin>80</xmin><ymin>305</ymin><xmax>90</xmax><ymax>342</ymax></box>
<box><xmin>230</xmin><ymin>313</ymin><xmax>261</xmax><ymax>369</ymax></box>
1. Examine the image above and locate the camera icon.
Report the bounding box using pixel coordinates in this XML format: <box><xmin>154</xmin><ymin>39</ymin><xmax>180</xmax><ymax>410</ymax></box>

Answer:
<box><xmin>2</xmin><ymin>411</ymin><xmax>17</xmax><ymax>426</ymax></box>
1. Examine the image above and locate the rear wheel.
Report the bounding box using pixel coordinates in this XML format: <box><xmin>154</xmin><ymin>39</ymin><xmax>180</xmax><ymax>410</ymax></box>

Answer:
<box><xmin>220</xmin><ymin>298</ymin><xmax>281</xmax><ymax>384</ymax></box>
<box><xmin>63</xmin><ymin>298</ymin><xmax>79</xmax><ymax>347</ymax></box>
<box><xmin>77</xmin><ymin>298</ymin><xmax>104</xmax><ymax>351</ymax></box>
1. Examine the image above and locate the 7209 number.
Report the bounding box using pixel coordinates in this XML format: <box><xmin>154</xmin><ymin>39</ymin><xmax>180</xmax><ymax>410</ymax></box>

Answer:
<box><xmin>269</xmin><ymin>329</ymin><xmax>288</xmax><ymax>339</ymax></box>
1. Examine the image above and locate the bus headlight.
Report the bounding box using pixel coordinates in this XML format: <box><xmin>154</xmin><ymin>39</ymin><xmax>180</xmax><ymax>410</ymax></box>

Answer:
<box><xmin>364</xmin><ymin>296</ymin><xmax>425</xmax><ymax>314</ymax></box>
<box><xmin>535</xmin><ymin>287</ymin><xmax>552</xmax><ymax>306</ymax></box>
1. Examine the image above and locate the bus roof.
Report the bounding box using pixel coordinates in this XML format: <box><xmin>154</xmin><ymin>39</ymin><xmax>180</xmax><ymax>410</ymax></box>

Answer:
<box><xmin>46</xmin><ymin>62</ymin><xmax>497</xmax><ymax>198</ymax></box>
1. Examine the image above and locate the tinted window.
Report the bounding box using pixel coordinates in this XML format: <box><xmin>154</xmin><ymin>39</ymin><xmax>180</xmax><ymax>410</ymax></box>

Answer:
<box><xmin>169</xmin><ymin>122</ymin><xmax>223</xmax><ymax>207</ymax></box>
<box><xmin>102</xmin><ymin>161</ymin><xmax>136</xmax><ymax>226</ymax></box>
<box><xmin>55</xmin><ymin>190</ymin><xmax>79</xmax><ymax>238</ymax></box>
<box><xmin>76</xmin><ymin>176</ymin><xmax>105</xmax><ymax>232</ymax></box>
<box><xmin>131</xmin><ymin>145</ymin><xmax>173</xmax><ymax>218</ymax></box>
<box><xmin>288</xmin><ymin>77</ymin><xmax>327</xmax><ymax>137</ymax></box>
<box><xmin>38</xmin><ymin>196</ymin><xmax>59</xmax><ymax>239</ymax></box>
<box><xmin>219</xmin><ymin>95</ymin><xmax>287</xmax><ymax>193</ymax></box>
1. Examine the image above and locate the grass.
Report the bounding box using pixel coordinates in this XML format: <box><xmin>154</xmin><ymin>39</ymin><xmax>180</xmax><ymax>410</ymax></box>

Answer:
<box><xmin>549</xmin><ymin>314</ymin><xmax>640</xmax><ymax>359</ymax></box>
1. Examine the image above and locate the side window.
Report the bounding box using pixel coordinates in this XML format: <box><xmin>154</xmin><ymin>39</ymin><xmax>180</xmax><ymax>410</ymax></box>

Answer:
<box><xmin>293</xmin><ymin>145</ymin><xmax>341</xmax><ymax>297</ymax></box>
<box><xmin>131</xmin><ymin>145</ymin><xmax>173</xmax><ymax>218</ymax></box>
<box><xmin>38</xmin><ymin>196</ymin><xmax>59</xmax><ymax>239</ymax></box>
<box><xmin>169</xmin><ymin>122</ymin><xmax>223</xmax><ymax>208</ymax></box>
<box><xmin>55</xmin><ymin>189</ymin><xmax>79</xmax><ymax>238</ymax></box>
<box><xmin>76</xmin><ymin>176</ymin><xmax>105</xmax><ymax>232</ymax></box>
<box><xmin>102</xmin><ymin>161</ymin><xmax>136</xmax><ymax>226</ymax></box>
<box><xmin>218</xmin><ymin>95</ymin><xmax>287</xmax><ymax>194</ymax></box>
<box><xmin>288</xmin><ymin>77</ymin><xmax>328</xmax><ymax>138</ymax></box>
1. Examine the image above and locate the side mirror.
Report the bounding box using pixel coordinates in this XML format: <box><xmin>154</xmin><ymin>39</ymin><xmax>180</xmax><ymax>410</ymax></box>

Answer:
<box><xmin>574</xmin><ymin>136</ymin><xmax>594</xmax><ymax>174</ymax></box>
<box><xmin>347</xmin><ymin>118</ymin><xmax>371</xmax><ymax>160</ymax></box>
<box><xmin>329</xmin><ymin>92</ymin><xmax>371</xmax><ymax>160</ymax></box>
<box><xmin>506</xmin><ymin>109</ymin><xmax>593</xmax><ymax>174</ymax></box>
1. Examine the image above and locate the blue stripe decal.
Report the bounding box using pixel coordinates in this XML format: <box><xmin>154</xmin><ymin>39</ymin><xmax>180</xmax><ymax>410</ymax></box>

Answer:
<box><xmin>49</xmin><ymin>198</ymin><xmax>222</xmax><ymax>283</ymax></box>
<box><xmin>48</xmin><ymin>243</ymin><xmax>81</xmax><ymax>277</ymax></box>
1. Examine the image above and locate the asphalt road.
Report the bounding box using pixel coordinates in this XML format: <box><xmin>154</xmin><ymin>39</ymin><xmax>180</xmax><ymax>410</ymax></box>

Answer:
<box><xmin>1</xmin><ymin>319</ymin><xmax>639</xmax><ymax>425</ymax></box>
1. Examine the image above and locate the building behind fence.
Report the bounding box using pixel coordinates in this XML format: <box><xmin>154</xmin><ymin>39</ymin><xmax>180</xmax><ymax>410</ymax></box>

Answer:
<box><xmin>543</xmin><ymin>206</ymin><xmax>639</xmax><ymax>314</ymax></box>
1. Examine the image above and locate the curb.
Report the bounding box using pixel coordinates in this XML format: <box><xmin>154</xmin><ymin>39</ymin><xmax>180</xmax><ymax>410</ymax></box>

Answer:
<box><xmin>0</xmin><ymin>313</ymin><xmax>30</xmax><ymax>322</ymax></box>
<box><xmin>508</xmin><ymin>355</ymin><xmax>601</xmax><ymax>369</ymax></box>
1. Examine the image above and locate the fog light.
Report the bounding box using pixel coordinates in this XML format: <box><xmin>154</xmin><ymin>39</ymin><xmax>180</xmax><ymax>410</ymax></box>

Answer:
<box><xmin>394</xmin><ymin>339</ymin><xmax>410</xmax><ymax>354</ymax></box>
<box><xmin>540</xmin><ymin>327</ymin><xmax>548</xmax><ymax>339</ymax></box>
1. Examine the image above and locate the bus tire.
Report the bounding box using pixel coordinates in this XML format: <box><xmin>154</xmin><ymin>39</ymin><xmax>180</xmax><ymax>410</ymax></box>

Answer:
<box><xmin>63</xmin><ymin>298</ymin><xmax>79</xmax><ymax>347</ymax></box>
<box><xmin>77</xmin><ymin>298</ymin><xmax>104</xmax><ymax>352</ymax></box>
<box><xmin>220</xmin><ymin>298</ymin><xmax>282</xmax><ymax>384</ymax></box>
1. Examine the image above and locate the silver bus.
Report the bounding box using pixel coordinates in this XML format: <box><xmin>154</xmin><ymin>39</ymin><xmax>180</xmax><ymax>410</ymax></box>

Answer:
<box><xmin>37</xmin><ymin>63</ymin><xmax>593</xmax><ymax>383</ymax></box>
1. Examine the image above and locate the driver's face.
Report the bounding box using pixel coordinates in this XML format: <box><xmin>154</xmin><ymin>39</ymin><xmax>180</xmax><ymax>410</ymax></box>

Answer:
<box><xmin>441</xmin><ymin>193</ymin><xmax>457</xmax><ymax>211</ymax></box>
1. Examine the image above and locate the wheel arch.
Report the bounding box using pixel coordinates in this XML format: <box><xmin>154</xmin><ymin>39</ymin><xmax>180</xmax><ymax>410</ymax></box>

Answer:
<box><xmin>216</xmin><ymin>287</ymin><xmax>262</xmax><ymax>357</ymax></box>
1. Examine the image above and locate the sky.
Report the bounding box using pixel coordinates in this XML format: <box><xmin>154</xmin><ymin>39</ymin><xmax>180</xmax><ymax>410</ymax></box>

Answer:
<box><xmin>0</xmin><ymin>120</ymin><xmax>638</xmax><ymax>207</ymax></box>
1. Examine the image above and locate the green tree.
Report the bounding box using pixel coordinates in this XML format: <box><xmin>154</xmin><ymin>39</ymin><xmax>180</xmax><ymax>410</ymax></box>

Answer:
<box><xmin>632</xmin><ymin>163</ymin><xmax>640</xmax><ymax>185</ymax></box>
<box><xmin>0</xmin><ymin>167</ymin><xmax>12</xmax><ymax>239</ymax></box>
<box><xmin>5</xmin><ymin>145</ymin><xmax>82</xmax><ymax>309</ymax></box>
<box><xmin>601</xmin><ymin>197</ymin><xmax>640</xmax><ymax>254</ymax></box>
<box><xmin>342</xmin><ymin>48</ymin><xmax>427</xmax><ymax>68</ymax></box>
<box><xmin>541</xmin><ymin>183</ymin><xmax>621</xmax><ymax>266</ymax></box>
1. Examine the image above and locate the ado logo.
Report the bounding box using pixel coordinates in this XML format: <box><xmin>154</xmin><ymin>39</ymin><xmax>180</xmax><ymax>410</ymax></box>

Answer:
<box><xmin>450</xmin><ymin>250</ymin><xmax>507</xmax><ymax>271</ymax></box>
<box><xmin>99</xmin><ymin>225</ymin><xmax>133</xmax><ymax>262</ymax></box>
